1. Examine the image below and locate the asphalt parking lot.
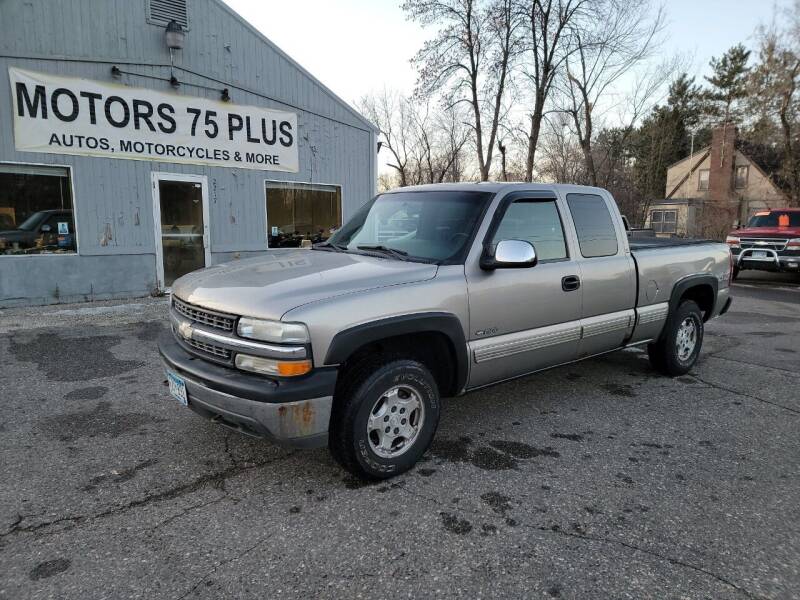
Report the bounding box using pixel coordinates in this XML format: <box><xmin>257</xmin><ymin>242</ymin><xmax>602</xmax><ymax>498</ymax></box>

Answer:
<box><xmin>1</xmin><ymin>273</ymin><xmax>798</xmax><ymax>599</ymax></box>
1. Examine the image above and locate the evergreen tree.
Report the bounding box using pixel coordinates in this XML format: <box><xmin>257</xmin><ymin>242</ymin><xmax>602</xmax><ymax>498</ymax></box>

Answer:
<box><xmin>704</xmin><ymin>44</ymin><xmax>751</xmax><ymax>124</ymax></box>
<box><xmin>631</xmin><ymin>74</ymin><xmax>706</xmax><ymax>217</ymax></box>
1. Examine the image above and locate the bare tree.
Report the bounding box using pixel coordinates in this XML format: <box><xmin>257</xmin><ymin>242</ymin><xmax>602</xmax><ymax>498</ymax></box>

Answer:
<box><xmin>560</xmin><ymin>0</ymin><xmax>665</xmax><ymax>185</ymax></box>
<box><xmin>359</xmin><ymin>90</ymin><xmax>471</xmax><ymax>189</ymax></box>
<box><xmin>517</xmin><ymin>0</ymin><xmax>590</xmax><ymax>181</ymax></box>
<box><xmin>536</xmin><ymin>112</ymin><xmax>586</xmax><ymax>182</ymax></box>
<box><xmin>357</xmin><ymin>89</ymin><xmax>416</xmax><ymax>187</ymax></box>
<box><xmin>749</xmin><ymin>25</ymin><xmax>800</xmax><ymax>205</ymax></box>
<box><xmin>404</xmin><ymin>0</ymin><xmax>522</xmax><ymax>180</ymax></box>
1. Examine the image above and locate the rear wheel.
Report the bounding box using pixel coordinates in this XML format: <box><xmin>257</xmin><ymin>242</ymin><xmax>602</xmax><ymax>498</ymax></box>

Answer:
<box><xmin>648</xmin><ymin>300</ymin><xmax>704</xmax><ymax>376</ymax></box>
<box><xmin>329</xmin><ymin>357</ymin><xmax>440</xmax><ymax>480</ymax></box>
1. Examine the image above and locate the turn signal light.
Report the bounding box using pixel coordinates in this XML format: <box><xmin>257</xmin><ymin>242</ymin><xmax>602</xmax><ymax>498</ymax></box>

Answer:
<box><xmin>235</xmin><ymin>354</ymin><xmax>312</xmax><ymax>377</ymax></box>
<box><xmin>725</xmin><ymin>235</ymin><xmax>740</xmax><ymax>248</ymax></box>
<box><xmin>787</xmin><ymin>238</ymin><xmax>800</xmax><ymax>248</ymax></box>
<box><xmin>277</xmin><ymin>360</ymin><xmax>313</xmax><ymax>377</ymax></box>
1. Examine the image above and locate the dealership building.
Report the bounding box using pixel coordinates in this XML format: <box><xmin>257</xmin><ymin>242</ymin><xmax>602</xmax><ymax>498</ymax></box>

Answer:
<box><xmin>0</xmin><ymin>0</ymin><xmax>377</xmax><ymax>307</ymax></box>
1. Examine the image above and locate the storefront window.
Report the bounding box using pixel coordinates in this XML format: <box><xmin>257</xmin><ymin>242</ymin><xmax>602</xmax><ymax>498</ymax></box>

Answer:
<box><xmin>0</xmin><ymin>164</ymin><xmax>76</xmax><ymax>255</ymax></box>
<box><xmin>266</xmin><ymin>182</ymin><xmax>342</xmax><ymax>248</ymax></box>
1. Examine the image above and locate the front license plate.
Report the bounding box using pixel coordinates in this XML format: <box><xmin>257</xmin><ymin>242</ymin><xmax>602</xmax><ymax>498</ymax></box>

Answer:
<box><xmin>166</xmin><ymin>370</ymin><xmax>188</xmax><ymax>406</ymax></box>
<box><xmin>752</xmin><ymin>250</ymin><xmax>768</xmax><ymax>258</ymax></box>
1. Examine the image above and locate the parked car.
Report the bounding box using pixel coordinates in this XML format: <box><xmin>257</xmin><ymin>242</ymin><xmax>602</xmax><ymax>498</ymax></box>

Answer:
<box><xmin>727</xmin><ymin>208</ymin><xmax>800</xmax><ymax>279</ymax></box>
<box><xmin>159</xmin><ymin>183</ymin><xmax>732</xmax><ymax>480</ymax></box>
<box><xmin>0</xmin><ymin>209</ymin><xmax>74</xmax><ymax>252</ymax></box>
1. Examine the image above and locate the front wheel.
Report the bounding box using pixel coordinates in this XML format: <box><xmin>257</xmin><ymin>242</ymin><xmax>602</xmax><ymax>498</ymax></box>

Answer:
<box><xmin>329</xmin><ymin>358</ymin><xmax>440</xmax><ymax>480</ymax></box>
<box><xmin>648</xmin><ymin>300</ymin><xmax>704</xmax><ymax>376</ymax></box>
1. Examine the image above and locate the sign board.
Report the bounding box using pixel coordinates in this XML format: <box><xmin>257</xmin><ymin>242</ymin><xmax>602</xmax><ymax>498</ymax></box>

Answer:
<box><xmin>10</xmin><ymin>67</ymin><xmax>299</xmax><ymax>172</ymax></box>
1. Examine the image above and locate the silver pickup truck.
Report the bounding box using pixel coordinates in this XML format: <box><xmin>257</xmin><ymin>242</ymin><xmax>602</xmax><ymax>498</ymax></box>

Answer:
<box><xmin>159</xmin><ymin>183</ymin><xmax>732</xmax><ymax>479</ymax></box>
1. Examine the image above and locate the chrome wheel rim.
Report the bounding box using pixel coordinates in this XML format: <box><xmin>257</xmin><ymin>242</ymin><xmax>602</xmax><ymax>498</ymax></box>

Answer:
<box><xmin>676</xmin><ymin>317</ymin><xmax>698</xmax><ymax>362</ymax></box>
<box><xmin>366</xmin><ymin>385</ymin><xmax>425</xmax><ymax>458</ymax></box>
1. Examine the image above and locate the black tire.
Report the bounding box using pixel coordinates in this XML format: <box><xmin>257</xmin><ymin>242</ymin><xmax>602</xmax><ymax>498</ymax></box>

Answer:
<box><xmin>648</xmin><ymin>300</ymin><xmax>704</xmax><ymax>376</ymax></box>
<box><xmin>732</xmin><ymin>266</ymin><xmax>740</xmax><ymax>281</ymax></box>
<box><xmin>329</xmin><ymin>357</ymin><xmax>441</xmax><ymax>480</ymax></box>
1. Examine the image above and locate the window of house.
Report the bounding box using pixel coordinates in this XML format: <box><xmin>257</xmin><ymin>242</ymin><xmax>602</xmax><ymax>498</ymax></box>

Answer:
<box><xmin>491</xmin><ymin>199</ymin><xmax>567</xmax><ymax>261</ymax></box>
<box><xmin>735</xmin><ymin>165</ymin><xmax>749</xmax><ymax>188</ymax></box>
<box><xmin>698</xmin><ymin>169</ymin><xmax>710</xmax><ymax>191</ymax></box>
<box><xmin>0</xmin><ymin>164</ymin><xmax>76</xmax><ymax>255</ymax></box>
<box><xmin>266</xmin><ymin>182</ymin><xmax>342</xmax><ymax>247</ymax></box>
<box><xmin>650</xmin><ymin>209</ymin><xmax>677</xmax><ymax>234</ymax></box>
<box><xmin>566</xmin><ymin>193</ymin><xmax>619</xmax><ymax>258</ymax></box>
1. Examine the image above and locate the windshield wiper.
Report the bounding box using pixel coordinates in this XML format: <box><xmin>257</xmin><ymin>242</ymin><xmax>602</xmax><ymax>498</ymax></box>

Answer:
<box><xmin>356</xmin><ymin>244</ymin><xmax>410</xmax><ymax>260</ymax></box>
<box><xmin>312</xmin><ymin>240</ymin><xmax>348</xmax><ymax>252</ymax></box>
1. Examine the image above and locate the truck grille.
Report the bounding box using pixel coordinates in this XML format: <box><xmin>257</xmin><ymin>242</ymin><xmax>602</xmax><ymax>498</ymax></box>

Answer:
<box><xmin>739</xmin><ymin>238</ymin><xmax>789</xmax><ymax>252</ymax></box>
<box><xmin>184</xmin><ymin>337</ymin><xmax>232</xmax><ymax>360</ymax></box>
<box><xmin>173</xmin><ymin>297</ymin><xmax>236</xmax><ymax>332</ymax></box>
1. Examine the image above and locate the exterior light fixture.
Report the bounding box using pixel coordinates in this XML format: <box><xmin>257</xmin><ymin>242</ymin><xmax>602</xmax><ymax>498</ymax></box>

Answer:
<box><xmin>221</xmin><ymin>88</ymin><xmax>231</xmax><ymax>102</ymax></box>
<box><xmin>110</xmin><ymin>65</ymin><xmax>122</xmax><ymax>79</ymax></box>
<box><xmin>165</xmin><ymin>20</ymin><xmax>185</xmax><ymax>50</ymax></box>
<box><xmin>170</xmin><ymin>75</ymin><xmax>180</xmax><ymax>88</ymax></box>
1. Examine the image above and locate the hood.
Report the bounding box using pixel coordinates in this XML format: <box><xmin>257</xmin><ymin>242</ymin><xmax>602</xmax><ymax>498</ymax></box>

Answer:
<box><xmin>172</xmin><ymin>249</ymin><xmax>438</xmax><ymax>320</ymax></box>
<box><xmin>731</xmin><ymin>226</ymin><xmax>800</xmax><ymax>238</ymax></box>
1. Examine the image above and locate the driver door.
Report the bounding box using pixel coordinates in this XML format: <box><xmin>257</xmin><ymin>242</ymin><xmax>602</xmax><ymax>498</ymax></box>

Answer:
<box><xmin>465</xmin><ymin>192</ymin><xmax>582</xmax><ymax>388</ymax></box>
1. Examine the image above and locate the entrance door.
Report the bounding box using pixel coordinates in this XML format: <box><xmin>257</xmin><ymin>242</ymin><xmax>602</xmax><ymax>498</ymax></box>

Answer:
<box><xmin>151</xmin><ymin>173</ymin><xmax>210</xmax><ymax>290</ymax></box>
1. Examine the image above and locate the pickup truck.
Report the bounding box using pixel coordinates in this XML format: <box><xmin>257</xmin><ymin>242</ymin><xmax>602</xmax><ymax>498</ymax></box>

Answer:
<box><xmin>158</xmin><ymin>183</ymin><xmax>732</xmax><ymax>479</ymax></box>
<box><xmin>726</xmin><ymin>208</ymin><xmax>800</xmax><ymax>279</ymax></box>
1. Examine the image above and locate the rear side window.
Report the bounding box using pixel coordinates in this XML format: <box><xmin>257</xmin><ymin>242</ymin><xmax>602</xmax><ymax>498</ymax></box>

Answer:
<box><xmin>491</xmin><ymin>199</ymin><xmax>567</xmax><ymax>261</ymax></box>
<box><xmin>566</xmin><ymin>193</ymin><xmax>618</xmax><ymax>258</ymax></box>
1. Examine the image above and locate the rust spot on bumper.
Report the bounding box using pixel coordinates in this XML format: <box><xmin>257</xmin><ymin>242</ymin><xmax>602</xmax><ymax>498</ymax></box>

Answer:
<box><xmin>276</xmin><ymin>401</ymin><xmax>315</xmax><ymax>436</ymax></box>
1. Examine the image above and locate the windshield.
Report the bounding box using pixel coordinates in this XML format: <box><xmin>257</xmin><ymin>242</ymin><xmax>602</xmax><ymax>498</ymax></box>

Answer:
<box><xmin>747</xmin><ymin>212</ymin><xmax>800</xmax><ymax>228</ymax></box>
<box><xmin>327</xmin><ymin>190</ymin><xmax>493</xmax><ymax>262</ymax></box>
<box><xmin>16</xmin><ymin>211</ymin><xmax>47</xmax><ymax>231</ymax></box>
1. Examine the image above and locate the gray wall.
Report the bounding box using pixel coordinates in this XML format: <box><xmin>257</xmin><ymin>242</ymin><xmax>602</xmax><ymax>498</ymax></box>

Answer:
<box><xmin>0</xmin><ymin>0</ymin><xmax>377</xmax><ymax>307</ymax></box>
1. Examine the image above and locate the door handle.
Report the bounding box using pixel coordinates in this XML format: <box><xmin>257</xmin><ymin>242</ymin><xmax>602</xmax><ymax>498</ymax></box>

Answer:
<box><xmin>562</xmin><ymin>275</ymin><xmax>581</xmax><ymax>292</ymax></box>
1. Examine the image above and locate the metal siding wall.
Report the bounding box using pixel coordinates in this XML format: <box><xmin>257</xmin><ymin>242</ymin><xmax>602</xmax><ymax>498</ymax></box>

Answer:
<box><xmin>0</xmin><ymin>0</ymin><xmax>375</xmax><ymax>306</ymax></box>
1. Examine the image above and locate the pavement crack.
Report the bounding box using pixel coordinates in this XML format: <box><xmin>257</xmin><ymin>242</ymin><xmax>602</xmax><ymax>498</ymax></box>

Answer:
<box><xmin>530</xmin><ymin>524</ymin><xmax>767</xmax><ymax>600</ymax></box>
<box><xmin>1</xmin><ymin>451</ymin><xmax>296</xmax><ymax>541</ymax></box>
<box><xmin>691</xmin><ymin>374</ymin><xmax>800</xmax><ymax>415</ymax></box>
<box><xmin>145</xmin><ymin>494</ymin><xmax>230</xmax><ymax>534</ymax></box>
<box><xmin>706</xmin><ymin>354</ymin><xmax>800</xmax><ymax>377</ymax></box>
<box><xmin>177</xmin><ymin>535</ymin><xmax>273</xmax><ymax>599</ymax></box>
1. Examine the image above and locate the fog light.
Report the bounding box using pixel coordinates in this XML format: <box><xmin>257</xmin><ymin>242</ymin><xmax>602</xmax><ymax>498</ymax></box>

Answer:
<box><xmin>235</xmin><ymin>354</ymin><xmax>312</xmax><ymax>377</ymax></box>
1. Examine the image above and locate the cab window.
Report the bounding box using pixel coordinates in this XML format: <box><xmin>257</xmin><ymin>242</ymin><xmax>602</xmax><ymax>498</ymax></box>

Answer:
<box><xmin>566</xmin><ymin>193</ymin><xmax>619</xmax><ymax>258</ymax></box>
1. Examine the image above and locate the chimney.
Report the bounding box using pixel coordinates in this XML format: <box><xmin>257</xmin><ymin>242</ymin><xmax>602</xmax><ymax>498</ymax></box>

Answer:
<box><xmin>708</xmin><ymin>124</ymin><xmax>736</xmax><ymax>204</ymax></box>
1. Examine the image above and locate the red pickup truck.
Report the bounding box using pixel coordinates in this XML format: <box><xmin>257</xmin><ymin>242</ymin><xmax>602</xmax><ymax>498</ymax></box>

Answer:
<box><xmin>726</xmin><ymin>209</ymin><xmax>800</xmax><ymax>279</ymax></box>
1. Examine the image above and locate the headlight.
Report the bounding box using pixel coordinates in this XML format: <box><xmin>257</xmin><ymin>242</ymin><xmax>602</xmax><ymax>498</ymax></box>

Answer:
<box><xmin>235</xmin><ymin>354</ymin><xmax>312</xmax><ymax>377</ymax></box>
<box><xmin>787</xmin><ymin>238</ymin><xmax>800</xmax><ymax>249</ymax></box>
<box><xmin>725</xmin><ymin>235</ymin><xmax>740</xmax><ymax>249</ymax></box>
<box><xmin>237</xmin><ymin>317</ymin><xmax>309</xmax><ymax>344</ymax></box>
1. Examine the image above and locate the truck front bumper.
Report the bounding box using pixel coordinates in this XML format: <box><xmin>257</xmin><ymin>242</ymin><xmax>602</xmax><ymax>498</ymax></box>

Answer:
<box><xmin>158</xmin><ymin>334</ymin><xmax>337</xmax><ymax>448</ymax></box>
<box><xmin>735</xmin><ymin>248</ymin><xmax>800</xmax><ymax>273</ymax></box>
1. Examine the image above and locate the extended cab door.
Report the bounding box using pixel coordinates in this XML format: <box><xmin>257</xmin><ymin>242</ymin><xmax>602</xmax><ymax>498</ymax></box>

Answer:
<box><xmin>560</xmin><ymin>189</ymin><xmax>637</xmax><ymax>357</ymax></box>
<box><xmin>465</xmin><ymin>190</ymin><xmax>582</xmax><ymax>388</ymax></box>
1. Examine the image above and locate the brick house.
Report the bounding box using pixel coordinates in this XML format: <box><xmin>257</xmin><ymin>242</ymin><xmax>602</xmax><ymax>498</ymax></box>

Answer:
<box><xmin>645</xmin><ymin>126</ymin><xmax>788</xmax><ymax>238</ymax></box>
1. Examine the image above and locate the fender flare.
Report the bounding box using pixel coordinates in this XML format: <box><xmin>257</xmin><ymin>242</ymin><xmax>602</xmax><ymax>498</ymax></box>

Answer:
<box><xmin>668</xmin><ymin>274</ymin><xmax>718</xmax><ymax>317</ymax></box>
<box><xmin>324</xmin><ymin>312</ymin><xmax>469</xmax><ymax>395</ymax></box>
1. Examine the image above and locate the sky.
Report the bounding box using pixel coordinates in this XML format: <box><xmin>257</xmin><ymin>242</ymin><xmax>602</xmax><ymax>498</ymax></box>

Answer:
<box><xmin>222</xmin><ymin>0</ymin><xmax>791</xmax><ymax>108</ymax></box>
<box><xmin>221</xmin><ymin>0</ymin><xmax>792</xmax><ymax>175</ymax></box>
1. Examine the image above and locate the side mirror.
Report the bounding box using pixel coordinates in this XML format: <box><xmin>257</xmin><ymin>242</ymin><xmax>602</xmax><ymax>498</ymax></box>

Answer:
<box><xmin>481</xmin><ymin>239</ymin><xmax>538</xmax><ymax>270</ymax></box>
<box><xmin>40</xmin><ymin>224</ymin><xmax>51</xmax><ymax>233</ymax></box>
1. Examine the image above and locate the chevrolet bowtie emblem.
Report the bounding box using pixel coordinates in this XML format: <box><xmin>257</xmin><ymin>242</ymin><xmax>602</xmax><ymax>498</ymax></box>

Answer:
<box><xmin>178</xmin><ymin>321</ymin><xmax>193</xmax><ymax>340</ymax></box>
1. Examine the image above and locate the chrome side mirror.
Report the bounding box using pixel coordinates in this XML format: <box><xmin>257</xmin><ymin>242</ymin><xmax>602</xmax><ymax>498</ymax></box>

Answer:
<box><xmin>481</xmin><ymin>239</ymin><xmax>538</xmax><ymax>270</ymax></box>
